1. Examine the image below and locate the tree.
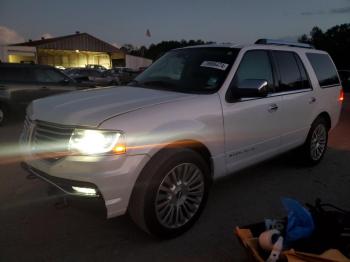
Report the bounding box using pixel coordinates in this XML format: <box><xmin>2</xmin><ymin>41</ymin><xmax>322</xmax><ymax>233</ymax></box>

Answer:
<box><xmin>298</xmin><ymin>34</ymin><xmax>310</xmax><ymax>44</ymax></box>
<box><xmin>120</xmin><ymin>40</ymin><xmax>215</xmax><ymax>61</ymax></box>
<box><xmin>299</xmin><ymin>24</ymin><xmax>350</xmax><ymax>69</ymax></box>
<box><xmin>120</xmin><ymin>44</ymin><xmax>136</xmax><ymax>54</ymax></box>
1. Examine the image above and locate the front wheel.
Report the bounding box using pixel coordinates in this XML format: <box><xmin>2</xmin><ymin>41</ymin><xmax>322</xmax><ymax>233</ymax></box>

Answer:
<box><xmin>128</xmin><ymin>148</ymin><xmax>211</xmax><ymax>238</ymax></box>
<box><xmin>300</xmin><ymin>117</ymin><xmax>329</xmax><ymax>165</ymax></box>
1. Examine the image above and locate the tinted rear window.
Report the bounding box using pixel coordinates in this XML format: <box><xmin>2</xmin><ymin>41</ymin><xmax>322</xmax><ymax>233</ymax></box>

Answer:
<box><xmin>306</xmin><ymin>53</ymin><xmax>339</xmax><ymax>87</ymax></box>
<box><xmin>274</xmin><ymin>51</ymin><xmax>305</xmax><ymax>92</ymax></box>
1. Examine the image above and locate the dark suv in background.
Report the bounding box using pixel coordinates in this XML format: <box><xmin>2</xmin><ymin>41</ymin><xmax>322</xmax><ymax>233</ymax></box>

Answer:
<box><xmin>0</xmin><ymin>63</ymin><xmax>92</xmax><ymax>126</ymax></box>
<box><xmin>65</xmin><ymin>68</ymin><xmax>121</xmax><ymax>86</ymax></box>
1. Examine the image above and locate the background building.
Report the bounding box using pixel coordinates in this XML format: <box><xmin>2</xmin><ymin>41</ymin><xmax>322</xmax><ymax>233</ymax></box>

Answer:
<box><xmin>0</xmin><ymin>32</ymin><xmax>152</xmax><ymax>70</ymax></box>
<box><xmin>0</xmin><ymin>45</ymin><xmax>37</xmax><ymax>64</ymax></box>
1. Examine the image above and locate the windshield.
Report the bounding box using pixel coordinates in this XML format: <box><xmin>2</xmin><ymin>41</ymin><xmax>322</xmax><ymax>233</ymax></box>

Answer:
<box><xmin>130</xmin><ymin>47</ymin><xmax>240</xmax><ymax>93</ymax></box>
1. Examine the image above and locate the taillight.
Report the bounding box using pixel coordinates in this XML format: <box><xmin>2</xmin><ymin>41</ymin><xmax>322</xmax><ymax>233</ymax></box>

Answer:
<box><xmin>339</xmin><ymin>89</ymin><xmax>344</xmax><ymax>102</ymax></box>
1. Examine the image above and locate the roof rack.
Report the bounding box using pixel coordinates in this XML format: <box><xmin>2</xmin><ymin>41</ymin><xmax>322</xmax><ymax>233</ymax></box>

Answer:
<box><xmin>255</xmin><ymin>39</ymin><xmax>314</xmax><ymax>49</ymax></box>
<box><xmin>20</xmin><ymin>61</ymin><xmax>35</xmax><ymax>64</ymax></box>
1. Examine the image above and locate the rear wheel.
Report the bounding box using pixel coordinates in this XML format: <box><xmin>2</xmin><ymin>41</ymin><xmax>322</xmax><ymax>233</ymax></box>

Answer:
<box><xmin>300</xmin><ymin>117</ymin><xmax>329</xmax><ymax>165</ymax></box>
<box><xmin>128</xmin><ymin>148</ymin><xmax>211</xmax><ymax>238</ymax></box>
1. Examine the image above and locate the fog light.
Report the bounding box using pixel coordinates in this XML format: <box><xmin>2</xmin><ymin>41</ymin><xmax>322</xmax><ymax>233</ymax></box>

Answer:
<box><xmin>72</xmin><ymin>186</ymin><xmax>97</xmax><ymax>196</ymax></box>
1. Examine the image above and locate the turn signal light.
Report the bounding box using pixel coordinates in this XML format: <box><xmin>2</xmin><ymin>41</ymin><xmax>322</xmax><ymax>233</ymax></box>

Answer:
<box><xmin>113</xmin><ymin>144</ymin><xmax>126</xmax><ymax>154</ymax></box>
<box><xmin>339</xmin><ymin>89</ymin><xmax>344</xmax><ymax>102</ymax></box>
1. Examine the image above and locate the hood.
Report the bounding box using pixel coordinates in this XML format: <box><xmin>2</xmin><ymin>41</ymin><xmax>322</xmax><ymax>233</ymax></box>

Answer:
<box><xmin>30</xmin><ymin>86</ymin><xmax>193</xmax><ymax>127</ymax></box>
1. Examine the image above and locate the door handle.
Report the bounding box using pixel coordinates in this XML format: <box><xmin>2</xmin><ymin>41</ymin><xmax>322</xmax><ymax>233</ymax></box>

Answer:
<box><xmin>309</xmin><ymin>97</ymin><xmax>316</xmax><ymax>104</ymax></box>
<box><xmin>41</xmin><ymin>86</ymin><xmax>48</xmax><ymax>89</ymax></box>
<box><xmin>268</xmin><ymin>104</ymin><xmax>278</xmax><ymax>113</ymax></box>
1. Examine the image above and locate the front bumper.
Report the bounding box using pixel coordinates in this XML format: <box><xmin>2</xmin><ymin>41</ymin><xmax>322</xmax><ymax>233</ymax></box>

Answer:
<box><xmin>22</xmin><ymin>153</ymin><xmax>150</xmax><ymax>218</ymax></box>
<box><xmin>21</xmin><ymin>162</ymin><xmax>101</xmax><ymax>197</ymax></box>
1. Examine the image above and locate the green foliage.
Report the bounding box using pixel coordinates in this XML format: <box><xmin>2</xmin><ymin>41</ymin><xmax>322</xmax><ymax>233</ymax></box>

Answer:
<box><xmin>121</xmin><ymin>40</ymin><xmax>215</xmax><ymax>60</ymax></box>
<box><xmin>122</xmin><ymin>23</ymin><xmax>350</xmax><ymax>69</ymax></box>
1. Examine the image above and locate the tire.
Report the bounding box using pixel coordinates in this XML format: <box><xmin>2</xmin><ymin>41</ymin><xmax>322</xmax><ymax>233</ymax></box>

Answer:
<box><xmin>300</xmin><ymin>117</ymin><xmax>329</xmax><ymax>166</ymax></box>
<box><xmin>0</xmin><ymin>104</ymin><xmax>8</xmax><ymax>126</ymax></box>
<box><xmin>128</xmin><ymin>148</ymin><xmax>211</xmax><ymax>238</ymax></box>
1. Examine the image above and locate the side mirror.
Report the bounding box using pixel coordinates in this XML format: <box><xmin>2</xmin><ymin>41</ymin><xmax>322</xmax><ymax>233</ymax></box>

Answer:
<box><xmin>231</xmin><ymin>79</ymin><xmax>269</xmax><ymax>100</ymax></box>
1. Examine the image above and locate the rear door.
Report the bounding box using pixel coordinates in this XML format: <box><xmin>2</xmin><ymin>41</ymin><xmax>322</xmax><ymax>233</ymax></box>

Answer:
<box><xmin>222</xmin><ymin>50</ymin><xmax>284</xmax><ymax>173</ymax></box>
<box><xmin>306</xmin><ymin>52</ymin><xmax>342</xmax><ymax>128</ymax></box>
<box><xmin>271</xmin><ymin>51</ymin><xmax>316</xmax><ymax>149</ymax></box>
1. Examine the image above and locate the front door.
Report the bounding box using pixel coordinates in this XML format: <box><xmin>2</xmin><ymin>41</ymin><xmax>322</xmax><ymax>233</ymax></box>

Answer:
<box><xmin>222</xmin><ymin>50</ymin><xmax>283</xmax><ymax>173</ymax></box>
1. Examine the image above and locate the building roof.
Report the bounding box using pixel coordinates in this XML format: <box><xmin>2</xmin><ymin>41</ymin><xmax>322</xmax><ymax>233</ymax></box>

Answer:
<box><xmin>11</xmin><ymin>32</ymin><xmax>122</xmax><ymax>53</ymax></box>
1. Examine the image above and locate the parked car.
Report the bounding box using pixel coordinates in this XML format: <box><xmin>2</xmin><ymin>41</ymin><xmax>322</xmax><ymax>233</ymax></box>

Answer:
<box><xmin>55</xmin><ymin>65</ymin><xmax>66</xmax><ymax>71</ymax></box>
<box><xmin>111</xmin><ymin>67</ymin><xmax>139</xmax><ymax>84</ymax></box>
<box><xmin>338</xmin><ymin>70</ymin><xmax>350</xmax><ymax>92</ymax></box>
<box><xmin>21</xmin><ymin>40</ymin><xmax>343</xmax><ymax>238</ymax></box>
<box><xmin>65</xmin><ymin>68</ymin><xmax>120</xmax><ymax>86</ymax></box>
<box><xmin>85</xmin><ymin>64</ymin><xmax>107</xmax><ymax>72</ymax></box>
<box><xmin>0</xmin><ymin>63</ymin><xmax>91</xmax><ymax>126</ymax></box>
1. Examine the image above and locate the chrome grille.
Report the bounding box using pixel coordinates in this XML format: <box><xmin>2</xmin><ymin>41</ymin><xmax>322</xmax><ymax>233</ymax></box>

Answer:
<box><xmin>21</xmin><ymin>115</ymin><xmax>32</xmax><ymax>143</ymax></box>
<box><xmin>31</xmin><ymin>121</ymin><xmax>74</xmax><ymax>159</ymax></box>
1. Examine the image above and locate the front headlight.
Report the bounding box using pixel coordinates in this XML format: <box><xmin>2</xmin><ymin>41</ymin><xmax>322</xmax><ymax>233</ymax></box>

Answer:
<box><xmin>68</xmin><ymin>129</ymin><xmax>126</xmax><ymax>155</ymax></box>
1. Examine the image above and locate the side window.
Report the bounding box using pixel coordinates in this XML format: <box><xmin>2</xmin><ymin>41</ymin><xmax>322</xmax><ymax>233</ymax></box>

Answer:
<box><xmin>232</xmin><ymin>50</ymin><xmax>274</xmax><ymax>91</ymax></box>
<box><xmin>34</xmin><ymin>68</ymin><xmax>66</xmax><ymax>83</ymax></box>
<box><xmin>273</xmin><ymin>51</ymin><xmax>304</xmax><ymax>92</ymax></box>
<box><xmin>294</xmin><ymin>54</ymin><xmax>311</xmax><ymax>90</ymax></box>
<box><xmin>45</xmin><ymin>69</ymin><xmax>67</xmax><ymax>82</ymax></box>
<box><xmin>90</xmin><ymin>70</ymin><xmax>102</xmax><ymax>77</ymax></box>
<box><xmin>306</xmin><ymin>53</ymin><xmax>340</xmax><ymax>87</ymax></box>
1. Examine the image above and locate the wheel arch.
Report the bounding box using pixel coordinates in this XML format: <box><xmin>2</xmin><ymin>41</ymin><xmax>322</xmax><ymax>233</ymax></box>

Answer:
<box><xmin>154</xmin><ymin>139</ymin><xmax>213</xmax><ymax>180</ymax></box>
<box><xmin>127</xmin><ymin>139</ymin><xmax>213</xmax><ymax>235</ymax></box>
<box><xmin>315</xmin><ymin>111</ymin><xmax>332</xmax><ymax>130</ymax></box>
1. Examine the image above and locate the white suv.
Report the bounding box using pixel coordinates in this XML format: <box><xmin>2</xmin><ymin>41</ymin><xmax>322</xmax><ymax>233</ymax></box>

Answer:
<box><xmin>21</xmin><ymin>39</ymin><xmax>343</xmax><ymax>238</ymax></box>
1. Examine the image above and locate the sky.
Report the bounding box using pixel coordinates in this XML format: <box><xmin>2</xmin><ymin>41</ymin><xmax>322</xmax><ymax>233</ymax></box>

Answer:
<box><xmin>0</xmin><ymin>0</ymin><xmax>349</xmax><ymax>47</ymax></box>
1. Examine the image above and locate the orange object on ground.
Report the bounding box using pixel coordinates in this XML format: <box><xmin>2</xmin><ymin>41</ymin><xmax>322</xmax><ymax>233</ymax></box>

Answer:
<box><xmin>284</xmin><ymin>249</ymin><xmax>350</xmax><ymax>262</ymax></box>
<box><xmin>235</xmin><ymin>227</ymin><xmax>350</xmax><ymax>262</ymax></box>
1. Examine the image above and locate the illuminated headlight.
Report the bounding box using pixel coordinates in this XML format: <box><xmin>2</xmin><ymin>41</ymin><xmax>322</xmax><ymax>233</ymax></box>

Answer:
<box><xmin>68</xmin><ymin>129</ymin><xmax>126</xmax><ymax>155</ymax></box>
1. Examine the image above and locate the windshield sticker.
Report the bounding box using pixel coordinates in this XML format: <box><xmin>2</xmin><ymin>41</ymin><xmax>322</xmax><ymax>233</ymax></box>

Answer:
<box><xmin>200</xmin><ymin>61</ymin><xmax>229</xmax><ymax>71</ymax></box>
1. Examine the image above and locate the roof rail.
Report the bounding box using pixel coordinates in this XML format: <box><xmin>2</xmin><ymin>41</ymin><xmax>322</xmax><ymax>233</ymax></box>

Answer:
<box><xmin>255</xmin><ymin>39</ymin><xmax>314</xmax><ymax>49</ymax></box>
<box><xmin>20</xmin><ymin>61</ymin><xmax>35</xmax><ymax>65</ymax></box>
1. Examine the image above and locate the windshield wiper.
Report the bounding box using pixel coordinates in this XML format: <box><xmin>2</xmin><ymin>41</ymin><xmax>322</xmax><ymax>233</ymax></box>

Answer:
<box><xmin>140</xmin><ymin>80</ymin><xmax>176</xmax><ymax>88</ymax></box>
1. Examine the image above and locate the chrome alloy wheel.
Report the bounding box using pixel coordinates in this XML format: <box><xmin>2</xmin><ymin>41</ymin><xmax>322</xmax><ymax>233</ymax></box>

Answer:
<box><xmin>310</xmin><ymin>124</ymin><xmax>327</xmax><ymax>161</ymax></box>
<box><xmin>155</xmin><ymin>163</ymin><xmax>205</xmax><ymax>229</ymax></box>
